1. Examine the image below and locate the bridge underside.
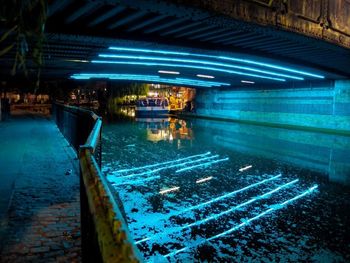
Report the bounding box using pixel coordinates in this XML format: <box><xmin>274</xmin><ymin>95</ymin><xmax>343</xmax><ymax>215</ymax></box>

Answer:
<box><xmin>1</xmin><ymin>2</ymin><xmax>350</xmax><ymax>261</ymax></box>
<box><xmin>1</xmin><ymin>0</ymin><xmax>350</xmax><ymax>84</ymax></box>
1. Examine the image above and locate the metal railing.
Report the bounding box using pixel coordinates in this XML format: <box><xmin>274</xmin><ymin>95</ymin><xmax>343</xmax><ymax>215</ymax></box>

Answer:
<box><xmin>52</xmin><ymin>103</ymin><xmax>141</xmax><ymax>263</ymax></box>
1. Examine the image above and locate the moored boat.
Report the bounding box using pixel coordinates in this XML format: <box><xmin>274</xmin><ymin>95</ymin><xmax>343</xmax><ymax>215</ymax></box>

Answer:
<box><xmin>135</xmin><ymin>97</ymin><xmax>170</xmax><ymax>117</ymax></box>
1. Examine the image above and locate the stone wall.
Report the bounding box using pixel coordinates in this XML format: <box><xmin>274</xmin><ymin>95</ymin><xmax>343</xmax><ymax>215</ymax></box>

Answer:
<box><xmin>195</xmin><ymin>80</ymin><xmax>350</xmax><ymax>133</ymax></box>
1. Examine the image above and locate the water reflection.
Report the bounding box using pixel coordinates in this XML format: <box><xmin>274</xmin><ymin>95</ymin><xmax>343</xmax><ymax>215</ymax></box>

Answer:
<box><xmin>194</xmin><ymin>118</ymin><xmax>350</xmax><ymax>185</ymax></box>
<box><xmin>135</xmin><ymin>117</ymin><xmax>194</xmax><ymax>143</ymax></box>
<box><xmin>119</xmin><ymin>106</ymin><xmax>135</xmax><ymax>117</ymax></box>
<box><xmin>102</xmin><ymin>112</ymin><xmax>350</xmax><ymax>261</ymax></box>
<box><xmin>113</xmin><ymin>107</ymin><xmax>350</xmax><ymax>185</ymax></box>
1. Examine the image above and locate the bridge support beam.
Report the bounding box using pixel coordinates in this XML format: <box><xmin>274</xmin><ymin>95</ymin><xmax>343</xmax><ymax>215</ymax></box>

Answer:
<box><xmin>167</xmin><ymin>0</ymin><xmax>350</xmax><ymax>50</ymax></box>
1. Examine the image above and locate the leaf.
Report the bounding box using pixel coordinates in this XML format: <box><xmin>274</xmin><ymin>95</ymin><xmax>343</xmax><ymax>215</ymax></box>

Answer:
<box><xmin>0</xmin><ymin>43</ymin><xmax>15</xmax><ymax>56</ymax></box>
<box><xmin>0</xmin><ymin>25</ymin><xmax>18</xmax><ymax>43</ymax></box>
<box><xmin>18</xmin><ymin>53</ymin><xmax>27</xmax><ymax>76</ymax></box>
<box><xmin>5</xmin><ymin>0</ymin><xmax>47</xmax><ymax>81</ymax></box>
<box><xmin>11</xmin><ymin>52</ymin><xmax>18</xmax><ymax>76</ymax></box>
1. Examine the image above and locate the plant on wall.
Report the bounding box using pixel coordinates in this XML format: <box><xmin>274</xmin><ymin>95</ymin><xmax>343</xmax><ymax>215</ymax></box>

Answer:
<box><xmin>0</xmin><ymin>0</ymin><xmax>47</xmax><ymax>91</ymax></box>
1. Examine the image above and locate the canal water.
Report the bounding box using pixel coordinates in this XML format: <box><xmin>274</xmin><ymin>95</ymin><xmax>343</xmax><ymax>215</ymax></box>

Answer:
<box><xmin>102</xmin><ymin>110</ymin><xmax>350</xmax><ymax>262</ymax></box>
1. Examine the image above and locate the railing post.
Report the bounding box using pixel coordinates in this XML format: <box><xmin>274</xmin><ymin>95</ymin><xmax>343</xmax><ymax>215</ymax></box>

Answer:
<box><xmin>79</xmin><ymin>148</ymin><xmax>103</xmax><ymax>263</ymax></box>
<box><xmin>97</xmin><ymin>123</ymin><xmax>102</xmax><ymax>169</ymax></box>
<box><xmin>79</xmin><ymin>156</ymin><xmax>89</xmax><ymax>262</ymax></box>
<box><xmin>52</xmin><ymin>102</ymin><xmax>141</xmax><ymax>262</ymax></box>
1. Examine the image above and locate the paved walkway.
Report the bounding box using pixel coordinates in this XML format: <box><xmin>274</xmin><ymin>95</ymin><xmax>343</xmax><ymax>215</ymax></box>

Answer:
<box><xmin>0</xmin><ymin>111</ymin><xmax>81</xmax><ymax>262</ymax></box>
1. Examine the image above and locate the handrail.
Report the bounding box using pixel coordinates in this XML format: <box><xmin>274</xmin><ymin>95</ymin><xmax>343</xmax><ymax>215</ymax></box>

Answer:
<box><xmin>78</xmin><ymin>111</ymin><xmax>142</xmax><ymax>262</ymax></box>
<box><xmin>79</xmin><ymin>149</ymin><xmax>142</xmax><ymax>262</ymax></box>
<box><xmin>52</xmin><ymin>102</ymin><xmax>142</xmax><ymax>262</ymax></box>
<box><xmin>54</xmin><ymin>101</ymin><xmax>96</xmax><ymax>116</ymax></box>
<box><xmin>80</xmin><ymin>117</ymin><xmax>102</xmax><ymax>153</ymax></box>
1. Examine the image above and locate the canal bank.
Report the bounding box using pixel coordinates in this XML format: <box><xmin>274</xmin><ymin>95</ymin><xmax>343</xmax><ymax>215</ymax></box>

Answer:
<box><xmin>0</xmin><ymin>111</ymin><xmax>81</xmax><ymax>262</ymax></box>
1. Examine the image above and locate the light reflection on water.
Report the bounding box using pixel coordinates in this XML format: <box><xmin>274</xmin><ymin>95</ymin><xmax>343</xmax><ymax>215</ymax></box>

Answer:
<box><xmin>134</xmin><ymin>117</ymin><xmax>193</xmax><ymax>144</ymax></box>
<box><xmin>102</xmin><ymin>110</ymin><xmax>350</xmax><ymax>262</ymax></box>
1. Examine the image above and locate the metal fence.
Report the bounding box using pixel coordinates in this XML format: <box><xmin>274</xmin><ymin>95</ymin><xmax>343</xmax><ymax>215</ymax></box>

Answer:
<box><xmin>52</xmin><ymin>103</ymin><xmax>141</xmax><ymax>263</ymax></box>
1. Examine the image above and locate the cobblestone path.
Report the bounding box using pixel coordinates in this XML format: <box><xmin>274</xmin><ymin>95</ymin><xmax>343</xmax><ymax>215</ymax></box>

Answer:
<box><xmin>0</xmin><ymin>113</ymin><xmax>81</xmax><ymax>262</ymax></box>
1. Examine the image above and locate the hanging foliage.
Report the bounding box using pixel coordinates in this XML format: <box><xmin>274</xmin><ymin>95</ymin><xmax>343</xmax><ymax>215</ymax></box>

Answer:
<box><xmin>110</xmin><ymin>82</ymin><xmax>149</xmax><ymax>98</ymax></box>
<box><xmin>108</xmin><ymin>82</ymin><xmax>150</xmax><ymax>106</ymax></box>
<box><xmin>0</xmin><ymin>0</ymin><xmax>47</xmax><ymax>91</ymax></box>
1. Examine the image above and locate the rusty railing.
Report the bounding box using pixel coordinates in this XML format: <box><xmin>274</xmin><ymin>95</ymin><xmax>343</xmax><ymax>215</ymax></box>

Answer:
<box><xmin>52</xmin><ymin>103</ymin><xmax>141</xmax><ymax>263</ymax></box>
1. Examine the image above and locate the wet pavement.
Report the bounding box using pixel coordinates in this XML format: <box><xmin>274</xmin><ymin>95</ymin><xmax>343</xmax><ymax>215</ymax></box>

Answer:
<box><xmin>0</xmin><ymin>111</ymin><xmax>81</xmax><ymax>262</ymax></box>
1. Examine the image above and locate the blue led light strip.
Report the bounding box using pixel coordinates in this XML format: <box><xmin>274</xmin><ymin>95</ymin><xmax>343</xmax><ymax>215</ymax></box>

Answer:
<box><xmin>98</xmin><ymin>54</ymin><xmax>303</xmax><ymax>80</ymax></box>
<box><xmin>72</xmin><ymin>73</ymin><xmax>229</xmax><ymax>87</ymax></box>
<box><xmin>175</xmin><ymin>157</ymin><xmax>229</xmax><ymax>173</ymax></box>
<box><xmin>219</xmin><ymin>57</ymin><xmax>324</xmax><ymax>79</ymax></box>
<box><xmin>71</xmin><ymin>74</ymin><xmax>227</xmax><ymax>87</ymax></box>
<box><xmin>116</xmin><ymin>152</ymin><xmax>211</xmax><ymax>173</ymax></box>
<box><xmin>136</xmin><ymin>174</ymin><xmax>282</xmax><ymax>230</ymax></box>
<box><xmin>88</xmin><ymin>62</ymin><xmax>286</xmax><ymax>82</ymax></box>
<box><xmin>136</xmin><ymin>179</ymin><xmax>298</xmax><ymax>245</ymax></box>
<box><xmin>90</xmin><ymin>61</ymin><xmax>286</xmax><ymax>82</ymax></box>
<box><xmin>108</xmin><ymin>46</ymin><xmax>324</xmax><ymax>79</ymax></box>
<box><xmin>155</xmin><ymin>174</ymin><xmax>282</xmax><ymax>222</ymax></box>
<box><xmin>162</xmin><ymin>184</ymin><xmax>318</xmax><ymax>258</ymax></box>
<box><xmin>111</xmin><ymin>175</ymin><xmax>160</xmax><ymax>186</ymax></box>
<box><xmin>109</xmin><ymin>46</ymin><xmax>191</xmax><ymax>56</ymax></box>
<box><xmin>183</xmin><ymin>179</ymin><xmax>298</xmax><ymax>228</ymax></box>
<box><xmin>119</xmin><ymin>155</ymin><xmax>220</xmax><ymax>179</ymax></box>
<box><xmin>71</xmin><ymin>73</ymin><xmax>231</xmax><ymax>87</ymax></box>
